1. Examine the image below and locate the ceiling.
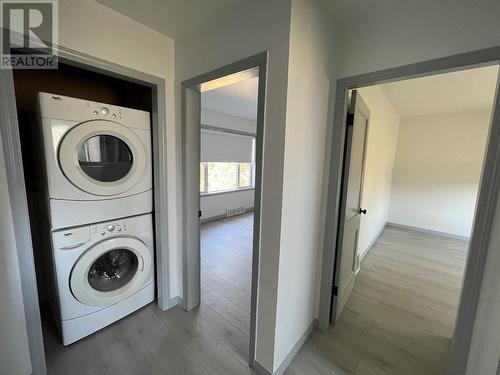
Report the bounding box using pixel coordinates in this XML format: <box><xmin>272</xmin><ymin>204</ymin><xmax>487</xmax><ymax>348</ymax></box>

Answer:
<box><xmin>324</xmin><ymin>0</ymin><xmax>499</xmax><ymax>31</ymax></box>
<box><xmin>95</xmin><ymin>0</ymin><xmax>242</xmax><ymax>39</ymax></box>
<box><xmin>201</xmin><ymin>77</ymin><xmax>259</xmax><ymax>120</ymax></box>
<box><xmin>379</xmin><ymin>65</ymin><xmax>499</xmax><ymax>117</ymax></box>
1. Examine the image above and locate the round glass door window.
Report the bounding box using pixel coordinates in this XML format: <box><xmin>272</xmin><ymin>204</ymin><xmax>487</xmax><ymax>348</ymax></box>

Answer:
<box><xmin>88</xmin><ymin>249</ymin><xmax>138</xmax><ymax>292</ymax></box>
<box><xmin>78</xmin><ymin>135</ymin><xmax>133</xmax><ymax>182</ymax></box>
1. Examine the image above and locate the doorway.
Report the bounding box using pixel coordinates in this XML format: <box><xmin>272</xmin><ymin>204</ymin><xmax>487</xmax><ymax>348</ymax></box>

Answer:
<box><xmin>1</xmin><ymin>46</ymin><xmax>170</xmax><ymax>373</ymax></box>
<box><xmin>319</xmin><ymin>50</ymin><xmax>500</xmax><ymax>375</ymax></box>
<box><xmin>181</xmin><ymin>53</ymin><xmax>267</xmax><ymax>366</ymax></box>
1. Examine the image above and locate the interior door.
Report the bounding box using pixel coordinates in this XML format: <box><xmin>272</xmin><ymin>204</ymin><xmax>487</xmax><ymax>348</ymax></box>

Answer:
<box><xmin>331</xmin><ymin>90</ymin><xmax>370</xmax><ymax>323</ymax></box>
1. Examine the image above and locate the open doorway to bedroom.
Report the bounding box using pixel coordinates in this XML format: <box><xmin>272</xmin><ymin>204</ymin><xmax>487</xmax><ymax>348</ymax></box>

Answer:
<box><xmin>199</xmin><ymin>76</ymin><xmax>258</xmax><ymax>356</ymax></box>
<box><xmin>319</xmin><ymin>64</ymin><xmax>499</xmax><ymax>374</ymax></box>
<box><xmin>181</xmin><ymin>54</ymin><xmax>266</xmax><ymax>367</ymax></box>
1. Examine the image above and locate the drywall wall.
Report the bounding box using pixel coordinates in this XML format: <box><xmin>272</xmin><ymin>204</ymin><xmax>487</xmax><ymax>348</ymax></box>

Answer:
<box><xmin>388</xmin><ymin>110</ymin><xmax>491</xmax><ymax>237</ymax></box>
<box><xmin>334</xmin><ymin>1</ymin><xmax>500</xmax><ymax>78</ymax></box>
<box><xmin>175</xmin><ymin>0</ymin><xmax>293</xmax><ymax>370</ymax></box>
<box><xmin>58</xmin><ymin>0</ymin><xmax>179</xmax><ymax>297</ymax></box>
<box><xmin>356</xmin><ymin>86</ymin><xmax>400</xmax><ymax>259</ymax></box>
<box><xmin>0</xmin><ymin>134</ymin><xmax>32</xmax><ymax>375</ymax></box>
<box><xmin>201</xmin><ymin>190</ymin><xmax>254</xmax><ymax>221</ymax></box>
<box><xmin>273</xmin><ymin>0</ymin><xmax>335</xmax><ymax>369</ymax></box>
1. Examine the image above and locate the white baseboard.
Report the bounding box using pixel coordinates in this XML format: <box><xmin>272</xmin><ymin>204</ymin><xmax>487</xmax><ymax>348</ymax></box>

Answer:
<box><xmin>386</xmin><ymin>222</ymin><xmax>470</xmax><ymax>241</ymax></box>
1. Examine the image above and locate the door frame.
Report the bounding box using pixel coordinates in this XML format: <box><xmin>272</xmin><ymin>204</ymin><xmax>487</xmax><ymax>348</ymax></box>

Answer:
<box><xmin>0</xmin><ymin>43</ymin><xmax>172</xmax><ymax>374</ymax></box>
<box><xmin>318</xmin><ymin>46</ymin><xmax>500</xmax><ymax>375</ymax></box>
<box><xmin>181</xmin><ymin>52</ymin><xmax>267</xmax><ymax>366</ymax></box>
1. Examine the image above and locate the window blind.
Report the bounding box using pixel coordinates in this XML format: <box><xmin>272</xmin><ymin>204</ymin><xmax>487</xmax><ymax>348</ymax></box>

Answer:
<box><xmin>201</xmin><ymin>129</ymin><xmax>254</xmax><ymax>163</ymax></box>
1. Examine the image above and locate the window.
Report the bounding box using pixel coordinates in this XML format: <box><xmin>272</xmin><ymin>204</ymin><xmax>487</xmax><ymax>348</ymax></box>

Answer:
<box><xmin>239</xmin><ymin>163</ymin><xmax>252</xmax><ymax>188</ymax></box>
<box><xmin>200</xmin><ymin>162</ymin><xmax>255</xmax><ymax>194</ymax></box>
<box><xmin>208</xmin><ymin>162</ymin><xmax>238</xmax><ymax>191</ymax></box>
<box><xmin>200</xmin><ymin>163</ymin><xmax>206</xmax><ymax>193</ymax></box>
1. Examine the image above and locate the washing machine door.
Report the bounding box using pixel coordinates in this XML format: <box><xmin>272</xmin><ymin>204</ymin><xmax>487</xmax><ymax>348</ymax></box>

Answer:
<box><xmin>58</xmin><ymin>120</ymin><xmax>147</xmax><ymax>196</ymax></box>
<box><xmin>70</xmin><ymin>237</ymin><xmax>152</xmax><ymax>306</ymax></box>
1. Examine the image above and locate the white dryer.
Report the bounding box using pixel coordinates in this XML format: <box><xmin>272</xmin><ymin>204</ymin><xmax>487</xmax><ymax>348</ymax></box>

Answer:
<box><xmin>49</xmin><ymin>213</ymin><xmax>154</xmax><ymax>345</ymax></box>
<box><xmin>39</xmin><ymin>92</ymin><xmax>153</xmax><ymax>230</ymax></box>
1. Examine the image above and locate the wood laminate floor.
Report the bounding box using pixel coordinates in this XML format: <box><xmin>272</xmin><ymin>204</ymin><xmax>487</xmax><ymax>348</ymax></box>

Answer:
<box><xmin>302</xmin><ymin>225</ymin><xmax>468</xmax><ymax>375</ymax></box>
<box><xmin>43</xmin><ymin>216</ymin><xmax>467</xmax><ymax>375</ymax></box>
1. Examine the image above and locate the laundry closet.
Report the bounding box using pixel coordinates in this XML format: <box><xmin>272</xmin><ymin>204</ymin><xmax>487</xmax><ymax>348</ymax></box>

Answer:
<box><xmin>13</xmin><ymin>63</ymin><xmax>156</xmax><ymax>346</ymax></box>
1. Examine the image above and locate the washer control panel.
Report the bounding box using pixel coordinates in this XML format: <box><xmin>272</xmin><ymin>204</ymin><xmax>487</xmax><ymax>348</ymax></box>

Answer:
<box><xmin>91</xmin><ymin>220</ymin><xmax>127</xmax><ymax>239</ymax></box>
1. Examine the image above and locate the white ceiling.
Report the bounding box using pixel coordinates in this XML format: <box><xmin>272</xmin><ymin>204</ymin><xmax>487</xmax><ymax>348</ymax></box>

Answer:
<box><xmin>201</xmin><ymin>77</ymin><xmax>259</xmax><ymax>121</ymax></box>
<box><xmin>95</xmin><ymin>0</ymin><xmax>242</xmax><ymax>39</ymax></box>
<box><xmin>379</xmin><ymin>65</ymin><xmax>499</xmax><ymax>117</ymax></box>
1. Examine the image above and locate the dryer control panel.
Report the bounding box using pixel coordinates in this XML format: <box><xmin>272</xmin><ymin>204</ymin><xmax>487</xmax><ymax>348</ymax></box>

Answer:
<box><xmin>91</xmin><ymin>220</ymin><xmax>128</xmax><ymax>238</ymax></box>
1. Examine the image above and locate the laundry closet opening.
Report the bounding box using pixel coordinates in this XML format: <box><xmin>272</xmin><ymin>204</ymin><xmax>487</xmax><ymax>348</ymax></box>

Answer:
<box><xmin>12</xmin><ymin>62</ymin><xmax>157</xmax><ymax>350</ymax></box>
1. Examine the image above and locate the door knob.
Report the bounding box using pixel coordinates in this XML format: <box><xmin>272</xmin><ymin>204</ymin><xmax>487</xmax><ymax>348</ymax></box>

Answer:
<box><xmin>359</xmin><ymin>208</ymin><xmax>367</xmax><ymax>215</ymax></box>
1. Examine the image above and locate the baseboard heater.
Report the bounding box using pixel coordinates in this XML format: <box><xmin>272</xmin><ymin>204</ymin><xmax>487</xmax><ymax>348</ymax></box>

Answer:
<box><xmin>226</xmin><ymin>206</ymin><xmax>246</xmax><ymax>217</ymax></box>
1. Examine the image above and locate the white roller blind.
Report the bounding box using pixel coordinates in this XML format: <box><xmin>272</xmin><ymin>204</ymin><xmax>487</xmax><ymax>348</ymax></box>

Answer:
<box><xmin>201</xmin><ymin>129</ymin><xmax>254</xmax><ymax>163</ymax></box>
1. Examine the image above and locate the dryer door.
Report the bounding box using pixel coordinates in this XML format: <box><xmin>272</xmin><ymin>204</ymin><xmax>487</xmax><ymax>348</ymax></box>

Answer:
<box><xmin>58</xmin><ymin>120</ymin><xmax>148</xmax><ymax>196</ymax></box>
<box><xmin>70</xmin><ymin>237</ymin><xmax>152</xmax><ymax>306</ymax></box>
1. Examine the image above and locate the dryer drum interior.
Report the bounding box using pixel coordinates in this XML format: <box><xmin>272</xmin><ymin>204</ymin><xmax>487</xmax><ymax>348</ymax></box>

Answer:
<box><xmin>78</xmin><ymin>135</ymin><xmax>133</xmax><ymax>183</ymax></box>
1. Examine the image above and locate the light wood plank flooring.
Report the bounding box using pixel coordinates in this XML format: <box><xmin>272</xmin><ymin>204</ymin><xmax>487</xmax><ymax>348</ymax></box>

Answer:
<box><xmin>302</xmin><ymin>225</ymin><xmax>468</xmax><ymax>375</ymax></box>
<box><xmin>43</xmin><ymin>216</ymin><xmax>467</xmax><ymax>375</ymax></box>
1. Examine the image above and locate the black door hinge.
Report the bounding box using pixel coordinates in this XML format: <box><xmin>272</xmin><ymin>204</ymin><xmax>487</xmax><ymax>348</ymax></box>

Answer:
<box><xmin>346</xmin><ymin>113</ymin><xmax>354</xmax><ymax>127</ymax></box>
<box><xmin>198</xmin><ymin>210</ymin><xmax>202</xmax><ymax>218</ymax></box>
<box><xmin>333</xmin><ymin>285</ymin><xmax>339</xmax><ymax>296</ymax></box>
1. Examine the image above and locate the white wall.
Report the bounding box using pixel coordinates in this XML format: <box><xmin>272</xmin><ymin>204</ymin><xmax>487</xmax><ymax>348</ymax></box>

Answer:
<box><xmin>58</xmin><ymin>0</ymin><xmax>179</xmax><ymax>296</ymax></box>
<box><xmin>335</xmin><ymin>1</ymin><xmax>500</xmax><ymax>78</ymax></box>
<box><xmin>388</xmin><ymin>110</ymin><xmax>491</xmax><ymax>237</ymax></box>
<box><xmin>200</xmin><ymin>190</ymin><xmax>254</xmax><ymax>221</ymax></box>
<box><xmin>175</xmin><ymin>1</ymin><xmax>292</xmax><ymax>370</ymax></box>
<box><xmin>273</xmin><ymin>0</ymin><xmax>335</xmax><ymax>369</ymax></box>
<box><xmin>0</xmin><ymin>134</ymin><xmax>32</xmax><ymax>375</ymax></box>
<box><xmin>357</xmin><ymin>87</ymin><xmax>400</xmax><ymax>258</ymax></box>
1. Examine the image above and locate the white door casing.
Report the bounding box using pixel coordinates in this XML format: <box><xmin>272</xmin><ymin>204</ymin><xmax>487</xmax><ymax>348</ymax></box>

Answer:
<box><xmin>59</xmin><ymin>120</ymin><xmax>147</xmax><ymax>196</ymax></box>
<box><xmin>70</xmin><ymin>237</ymin><xmax>152</xmax><ymax>306</ymax></box>
<box><xmin>333</xmin><ymin>90</ymin><xmax>370</xmax><ymax>322</ymax></box>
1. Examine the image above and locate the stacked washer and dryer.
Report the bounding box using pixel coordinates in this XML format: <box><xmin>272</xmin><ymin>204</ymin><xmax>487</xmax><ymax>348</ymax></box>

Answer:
<box><xmin>39</xmin><ymin>92</ymin><xmax>155</xmax><ymax>345</ymax></box>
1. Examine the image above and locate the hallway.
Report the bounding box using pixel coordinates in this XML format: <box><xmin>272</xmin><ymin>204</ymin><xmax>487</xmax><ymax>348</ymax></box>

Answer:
<box><xmin>42</xmin><ymin>217</ymin><xmax>467</xmax><ymax>375</ymax></box>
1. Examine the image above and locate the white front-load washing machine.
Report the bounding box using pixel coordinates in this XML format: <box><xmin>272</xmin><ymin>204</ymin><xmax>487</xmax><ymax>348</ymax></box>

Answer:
<box><xmin>39</xmin><ymin>92</ymin><xmax>153</xmax><ymax>230</ymax></box>
<box><xmin>49</xmin><ymin>213</ymin><xmax>154</xmax><ymax>345</ymax></box>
